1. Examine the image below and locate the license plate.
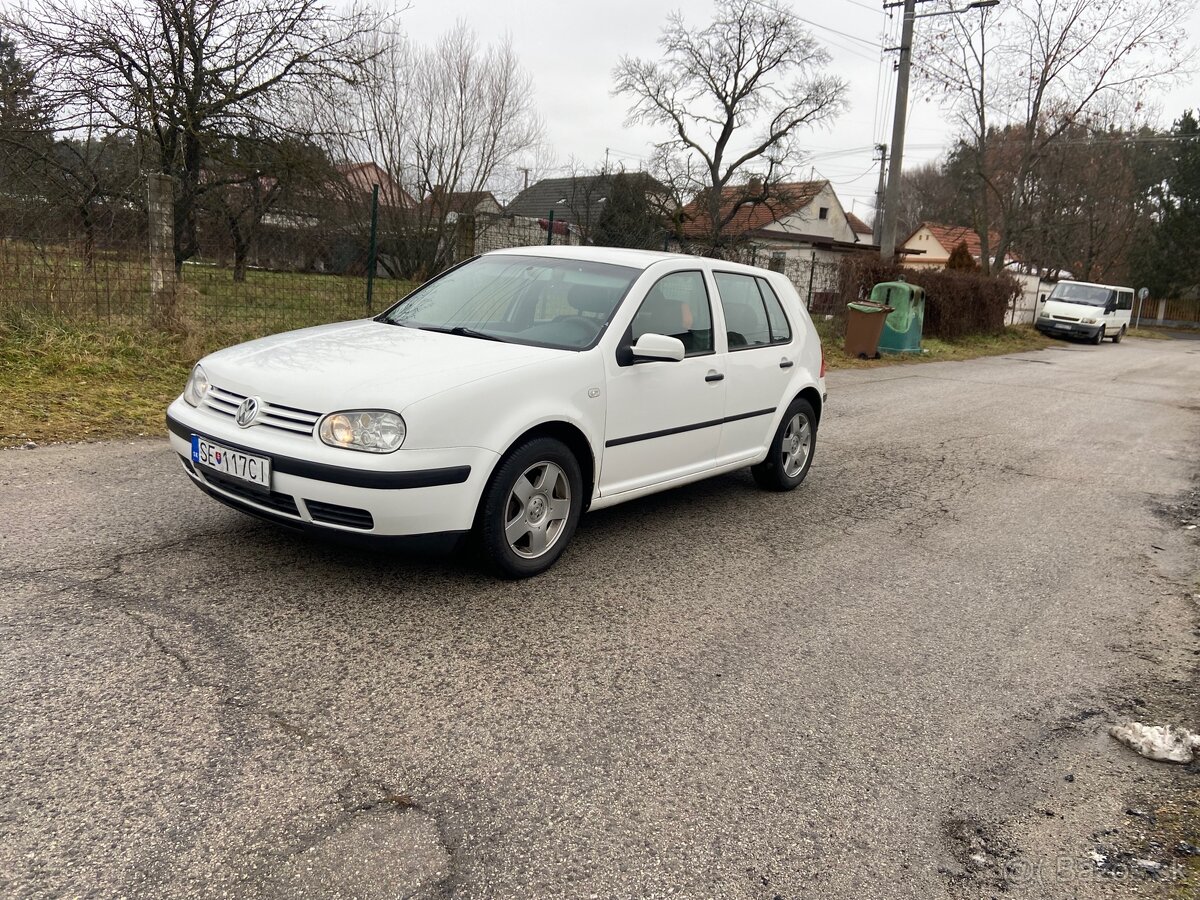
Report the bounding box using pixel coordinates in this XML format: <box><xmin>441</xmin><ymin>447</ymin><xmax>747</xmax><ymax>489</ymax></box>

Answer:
<box><xmin>1054</xmin><ymin>323</ymin><xmax>1070</xmax><ymax>329</ymax></box>
<box><xmin>191</xmin><ymin>435</ymin><xmax>271</xmax><ymax>491</ymax></box>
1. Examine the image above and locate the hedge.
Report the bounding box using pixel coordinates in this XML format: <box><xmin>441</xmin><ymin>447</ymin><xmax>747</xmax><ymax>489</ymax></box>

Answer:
<box><xmin>835</xmin><ymin>255</ymin><xmax>1021</xmax><ymax>340</ymax></box>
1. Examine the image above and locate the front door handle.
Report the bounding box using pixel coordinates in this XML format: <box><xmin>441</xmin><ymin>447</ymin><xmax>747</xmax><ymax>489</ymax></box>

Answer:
<box><xmin>779</xmin><ymin>358</ymin><xmax>794</xmax><ymax>369</ymax></box>
<box><xmin>705</xmin><ymin>371</ymin><xmax>725</xmax><ymax>383</ymax></box>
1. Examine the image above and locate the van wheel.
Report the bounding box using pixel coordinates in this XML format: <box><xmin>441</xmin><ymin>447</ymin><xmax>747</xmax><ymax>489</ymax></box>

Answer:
<box><xmin>752</xmin><ymin>398</ymin><xmax>817</xmax><ymax>492</ymax></box>
<box><xmin>479</xmin><ymin>438</ymin><xmax>583</xmax><ymax>578</ymax></box>
<box><xmin>1091</xmin><ymin>326</ymin><xmax>1105</xmax><ymax>345</ymax></box>
<box><xmin>1112</xmin><ymin>326</ymin><xmax>1125</xmax><ymax>343</ymax></box>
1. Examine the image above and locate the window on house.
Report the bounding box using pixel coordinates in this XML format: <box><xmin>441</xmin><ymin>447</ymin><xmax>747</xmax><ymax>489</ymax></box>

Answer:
<box><xmin>818</xmin><ymin>207</ymin><xmax>829</xmax><ymax>220</ymax></box>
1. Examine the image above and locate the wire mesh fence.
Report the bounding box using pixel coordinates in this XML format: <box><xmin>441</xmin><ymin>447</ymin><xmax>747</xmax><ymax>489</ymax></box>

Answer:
<box><xmin>1</xmin><ymin>168</ymin><xmax>1071</xmax><ymax>348</ymax></box>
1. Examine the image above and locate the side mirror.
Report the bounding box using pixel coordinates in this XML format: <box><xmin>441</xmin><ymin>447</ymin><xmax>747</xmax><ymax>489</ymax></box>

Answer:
<box><xmin>631</xmin><ymin>332</ymin><xmax>685</xmax><ymax>362</ymax></box>
<box><xmin>1104</xmin><ymin>301</ymin><xmax>1117</xmax><ymax>314</ymax></box>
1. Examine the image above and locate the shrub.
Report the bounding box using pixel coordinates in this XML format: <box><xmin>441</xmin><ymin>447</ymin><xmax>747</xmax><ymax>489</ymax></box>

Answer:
<box><xmin>836</xmin><ymin>255</ymin><xmax>1020</xmax><ymax>340</ymax></box>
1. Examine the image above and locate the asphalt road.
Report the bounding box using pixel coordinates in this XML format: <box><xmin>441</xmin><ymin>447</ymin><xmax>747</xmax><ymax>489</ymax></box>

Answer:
<box><xmin>2</xmin><ymin>336</ymin><xmax>1198</xmax><ymax>899</ymax></box>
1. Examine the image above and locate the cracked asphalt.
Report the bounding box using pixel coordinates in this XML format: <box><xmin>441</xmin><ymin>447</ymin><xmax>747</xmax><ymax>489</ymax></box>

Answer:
<box><xmin>2</xmin><ymin>336</ymin><xmax>1199</xmax><ymax>899</ymax></box>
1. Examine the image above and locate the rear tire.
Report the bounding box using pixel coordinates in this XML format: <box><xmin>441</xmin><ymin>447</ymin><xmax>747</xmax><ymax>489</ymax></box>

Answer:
<box><xmin>752</xmin><ymin>398</ymin><xmax>817</xmax><ymax>492</ymax></box>
<box><xmin>1112</xmin><ymin>326</ymin><xmax>1125</xmax><ymax>343</ymax></box>
<box><xmin>478</xmin><ymin>437</ymin><xmax>583</xmax><ymax>578</ymax></box>
<box><xmin>1091</xmin><ymin>326</ymin><xmax>1105</xmax><ymax>345</ymax></box>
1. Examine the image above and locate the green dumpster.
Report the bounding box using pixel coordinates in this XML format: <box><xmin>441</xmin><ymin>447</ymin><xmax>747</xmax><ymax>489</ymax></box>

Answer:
<box><xmin>870</xmin><ymin>281</ymin><xmax>925</xmax><ymax>354</ymax></box>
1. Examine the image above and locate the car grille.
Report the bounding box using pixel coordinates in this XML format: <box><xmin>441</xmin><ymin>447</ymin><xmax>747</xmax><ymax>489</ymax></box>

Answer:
<box><xmin>1051</xmin><ymin>314</ymin><xmax>1080</xmax><ymax>322</ymax></box>
<box><xmin>305</xmin><ymin>500</ymin><xmax>375</xmax><ymax>531</ymax></box>
<box><xmin>204</xmin><ymin>384</ymin><xmax>322</xmax><ymax>436</ymax></box>
<box><xmin>199</xmin><ymin>466</ymin><xmax>301</xmax><ymax>517</ymax></box>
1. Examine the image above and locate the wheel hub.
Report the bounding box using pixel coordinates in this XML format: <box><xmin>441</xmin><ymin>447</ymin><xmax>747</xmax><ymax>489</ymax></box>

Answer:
<box><xmin>527</xmin><ymin>494</ymin><xmax>547</xmax><ymax>523</ymax></box>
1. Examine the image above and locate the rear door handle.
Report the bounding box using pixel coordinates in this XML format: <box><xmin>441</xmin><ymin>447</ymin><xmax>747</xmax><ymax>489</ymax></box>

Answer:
<box><xmin>779</xmin><ymin>358</ymin><xmax>794</xmax><ymax>369</ymax></box>
<box><xmin>705</xmin><ymin>371</ymin><xmax>725</xmax><ymax>383</ymax></box>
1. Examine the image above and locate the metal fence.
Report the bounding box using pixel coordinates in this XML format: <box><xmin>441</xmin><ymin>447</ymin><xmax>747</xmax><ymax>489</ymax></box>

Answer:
<box><xmin>0</xmin><ymin>171</ymin><xmax>853</xmax><ymax>343</ymax></box>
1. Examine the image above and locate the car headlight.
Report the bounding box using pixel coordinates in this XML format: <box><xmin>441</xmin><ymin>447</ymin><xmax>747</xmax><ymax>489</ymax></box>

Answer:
<box><xmin>183</xmin><ymin>364</ymin><xmax>209</xmax><ymax>407</ymax></box>
<box><xmin>318</xmin><ymin>410</ymin><xmax>406</xmax><ymax>453</ymax></box>
<box><xmin>1081</xmin><ymin>317</ymin><xmax>1098</xmax><ymax>324</ymax></box>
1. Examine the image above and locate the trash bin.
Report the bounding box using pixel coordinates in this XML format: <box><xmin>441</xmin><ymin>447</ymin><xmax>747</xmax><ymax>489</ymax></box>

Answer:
<box><xmin>870</xmin><ymin>281</ymin><xmax>926</xmax><ymax>354</ymax></box>
<box><xmin>845</xmin><ymin>301</ymin><xmax>894</xmax><ymax>359</ymax></box>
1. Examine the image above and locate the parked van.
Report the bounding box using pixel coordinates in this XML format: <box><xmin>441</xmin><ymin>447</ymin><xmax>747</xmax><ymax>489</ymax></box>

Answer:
<box><xmin>1035</xmin><ymin>280</ymin><xmax>1134</xmax><ymax>344</ymax></box>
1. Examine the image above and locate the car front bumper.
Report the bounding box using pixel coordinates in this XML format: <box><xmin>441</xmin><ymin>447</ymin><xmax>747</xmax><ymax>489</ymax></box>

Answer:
<box><xmin>1036</xmin><ymin>318</ymin><xmax>1103</xmax><ymax>339</ymax></box>
<box><xmin>167</xmin><ymin>399</ymin><xmax>498</xmax><ymax>537</ymax></box>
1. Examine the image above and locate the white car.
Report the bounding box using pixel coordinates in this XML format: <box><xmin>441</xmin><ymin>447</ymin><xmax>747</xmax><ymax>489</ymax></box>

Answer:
<box><xmin>167</xmin><ymin>246</ymin><xmax>827</xmax><ymax>576</ymax></box>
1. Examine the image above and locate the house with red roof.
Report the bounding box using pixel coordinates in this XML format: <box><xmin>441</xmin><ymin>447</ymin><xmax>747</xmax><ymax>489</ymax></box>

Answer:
<box><xmin>677</xmin><ymin>179</ymin><xmax>876</xmax><ymax>266</ymax></box>
<box><xmin>900</xmin><ymin>222</ymin><xmax>1012</xmax><ymax>270</ymax></box>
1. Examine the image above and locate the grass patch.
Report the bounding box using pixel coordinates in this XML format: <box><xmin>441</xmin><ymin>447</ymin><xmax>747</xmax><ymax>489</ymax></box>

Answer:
<box><xmin>813</xmin><ymin>318</ymin><xmax>1054</xmax><ymax>369</ymax></box>
<box><xmin>0</xmin><ymin>318</ymin><xmax>196</xmax><ymax>448</ymax></box>
<box><xmin>0</xmin><ymin>249</ymin><xmax>419</xmax><ymax>448</ymax></box>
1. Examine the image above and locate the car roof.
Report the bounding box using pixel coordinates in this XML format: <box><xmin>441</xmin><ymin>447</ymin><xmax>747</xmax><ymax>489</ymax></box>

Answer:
<box><xmin>486</xmin><ymin>244</ymin><xmax>776</xmax><ymax>277</ymax></box>
<box><xmin>1057</xmin><ymin>279</ymin><xmax>1131</xmax><ymax>291</ymax></box>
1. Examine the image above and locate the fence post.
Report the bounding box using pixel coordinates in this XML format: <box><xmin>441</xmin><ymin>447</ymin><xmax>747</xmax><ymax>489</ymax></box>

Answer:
<box><xmin>806</xmin><ymin>251</ymin><xmax>816</xmax><ymax>311</ymax></box>
<box><xmin>1156</xmin><ymin>297</ymin><xmax>1166</xmax><ymax>325</ymax></box>
<box><xmin>146</xmin><ymin>173</ymin><xmax>176</xmax><ymax>327</ymax></box>
<box><xmin>546</xmin><ymin>210</ymin><xmax>554</xmax><ymax>246</ymax></box>
<box><xmin>366</xmin><ymin>184</ymin><xmax>379</xmax><ymax>315</ymax></box>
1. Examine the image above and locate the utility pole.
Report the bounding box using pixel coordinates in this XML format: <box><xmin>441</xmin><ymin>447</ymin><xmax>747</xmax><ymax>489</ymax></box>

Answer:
<box><xmin>872</xmin><ymin>143</ymin><xmax>888</xmax><ymax>247</ymax></box>
<box><xmin>879</xmin><ymin>0</ymin><xmax>915</xmax><ymax>261</ymax></box>
<box><xmin>879</xmin><ymin>0</ymin><xmax>1000</xmax><ymax>260</ymax></box>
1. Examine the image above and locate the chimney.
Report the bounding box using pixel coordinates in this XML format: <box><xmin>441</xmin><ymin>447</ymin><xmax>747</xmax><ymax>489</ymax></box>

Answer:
<box><xmin>748</xmin><ymin>176</ymin><xmax>763</xmax><ymax>195</ymax></box>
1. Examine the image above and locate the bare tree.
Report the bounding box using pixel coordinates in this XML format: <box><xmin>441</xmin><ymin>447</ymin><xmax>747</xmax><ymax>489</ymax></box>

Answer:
<box><xmin>917</xmin><ymin>0</ymin><xmax>1191</xmax><ymax>273</ymax></box>
<box><xmin>613</xmin><ymin>0</ymin><xmax>846</xmax><ymax>250</ymax></box>
<box><xmin>3</xmin><ymin>0</ymin><xmax>387</xmax><ymax>273</ymax></box>
<box><xmin>321</xmin><ymin>22</ymin><xmax>543</xmax><ymax>278</ymax></box>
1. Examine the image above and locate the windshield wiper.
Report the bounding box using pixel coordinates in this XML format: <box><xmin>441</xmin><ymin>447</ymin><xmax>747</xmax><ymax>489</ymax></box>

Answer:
<box><xmin>409</xmin><ymin>324</ymin><xmax>509</xmax><ymax>343</ymax></box>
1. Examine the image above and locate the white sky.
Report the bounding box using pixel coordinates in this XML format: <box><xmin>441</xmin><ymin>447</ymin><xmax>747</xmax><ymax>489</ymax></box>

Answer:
<box><xmin>401</xmin><ymin>0</ymin><xmax>1200</xmax><ymax>220</ymax></box>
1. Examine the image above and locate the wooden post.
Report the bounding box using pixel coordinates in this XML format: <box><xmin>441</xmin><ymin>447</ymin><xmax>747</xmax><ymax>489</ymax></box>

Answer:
<box><xmin>147</xmin><ymin>173</ymin><xmax>177</xmax><ymax>327</ymax></box>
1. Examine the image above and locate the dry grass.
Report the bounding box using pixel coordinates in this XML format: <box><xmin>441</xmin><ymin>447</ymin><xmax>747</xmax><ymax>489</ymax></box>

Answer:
<box><xmin>814</xmin><ymin>318</ymin><xmax>1055</xmax><ymax>369</ymax></box>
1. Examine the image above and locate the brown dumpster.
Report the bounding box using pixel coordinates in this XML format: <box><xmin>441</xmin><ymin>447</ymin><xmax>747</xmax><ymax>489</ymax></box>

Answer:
<box><xmin>844</xmin><ymin>301</ymin><xmax>894</xmax><ymax>359</ymax></box>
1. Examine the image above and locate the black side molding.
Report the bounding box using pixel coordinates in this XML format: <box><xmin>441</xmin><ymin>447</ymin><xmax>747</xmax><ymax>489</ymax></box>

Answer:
<box><xmin>167</xmin><ymin>413</ymin><xmax>471</xmax><ymax>490</ymax></box>
<box><xmin>605</xmin><ymin>407</ymin><xmax>776</xmax><ymax>448</ymax></box>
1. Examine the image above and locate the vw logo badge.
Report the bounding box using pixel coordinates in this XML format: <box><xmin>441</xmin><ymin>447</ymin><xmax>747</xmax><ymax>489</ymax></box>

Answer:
<box><xmin>235</xmin><ymin>397</ymin><xmax>260</xmax><ymax>428</ymax></box>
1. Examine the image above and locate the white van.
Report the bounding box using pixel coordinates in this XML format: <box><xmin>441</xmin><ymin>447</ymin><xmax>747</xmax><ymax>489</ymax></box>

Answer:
<box><xmin>1035</xmin><ymin>280</ymin><xmax>1134</xmax><ymax>344</ymax></box>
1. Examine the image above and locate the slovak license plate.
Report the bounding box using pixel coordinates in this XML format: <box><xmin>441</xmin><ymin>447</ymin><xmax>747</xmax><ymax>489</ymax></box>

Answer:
<box><xmin>1054</xmin><ymin>322</ymin><xmax>1070</xmax><ymax>330</ymax></box>
<box><xmin>191</xmin><ymin>435</ymin><xmax>271</xmax><ymax>491</ymax></box>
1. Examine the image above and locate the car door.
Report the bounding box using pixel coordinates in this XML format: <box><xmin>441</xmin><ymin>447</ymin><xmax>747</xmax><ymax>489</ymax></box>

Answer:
<box><xmin>599</xmin><ymin>269</ymin><xmax>726</xmax><ymax>496</ymax></box>
<box><xmin>711</xmin><ymin>271</ymin><xmax>796</xmax><ymax>465</ymax></box>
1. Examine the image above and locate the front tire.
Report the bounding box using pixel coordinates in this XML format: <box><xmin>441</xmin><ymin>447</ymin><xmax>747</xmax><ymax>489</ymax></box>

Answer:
<box><xmin>752</xmin><ymin>398</ymin><xmax>817</xmax><ymax>492</ymax></box>
<box><xmin>478</xmin><ymin>437</ymin><xmax>583</xmax><ymax>578</ymax></box>
<box><xmin>1091</xmin><ymin>326</ymin><xmax>1105</xmax><ymax>345</ymax></box>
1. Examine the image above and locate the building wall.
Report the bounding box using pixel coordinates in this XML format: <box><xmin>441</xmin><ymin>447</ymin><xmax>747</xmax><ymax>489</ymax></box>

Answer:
<box><xmin>901</xmin><ymin>226</ymin><xmax>949</xmax><ymax>268</ymax></box>
<box><xmin>761</xmin><ymin>184</ymin><xmax>857</xmax><ymax>244</ymax></box>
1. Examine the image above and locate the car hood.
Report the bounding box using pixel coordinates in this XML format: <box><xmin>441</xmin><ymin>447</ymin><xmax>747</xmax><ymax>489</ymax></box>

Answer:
<box><xmin>1041</xmin><ymin>299</ymin><xmax>1103</xmax><ymax>319</ymax></box>
<box><xmin>200</xmin><ymin>319</ymin><xmax>568</xmax><ymax>412</ymax></box>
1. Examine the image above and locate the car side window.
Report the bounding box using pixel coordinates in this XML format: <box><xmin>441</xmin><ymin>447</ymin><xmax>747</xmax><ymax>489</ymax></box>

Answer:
<box><xmin>1118</xmin><ymin>291</ymin><xmax>1133</xmax><ymax>311</ymax></box>
<box><xmin>756</xmin><ymin>278</ymin><xmax>792</xmax><ymax>343</ymax></box>
<box><xmin>714</xmin><ymin>272</ymin><xmax>776</xmax><ymax>349</ymax></box>
<box><xmin>630</xmin><ymin>271</ymin><xmax>713</xmax><ymax>356</ymax></box>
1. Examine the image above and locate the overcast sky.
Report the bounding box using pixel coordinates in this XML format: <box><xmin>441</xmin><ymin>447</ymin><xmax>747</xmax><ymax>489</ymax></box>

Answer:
<box><xmin>401</xmin><ymin>0</ymin><xmax>1199</xmax><ymax>220</ymax></box>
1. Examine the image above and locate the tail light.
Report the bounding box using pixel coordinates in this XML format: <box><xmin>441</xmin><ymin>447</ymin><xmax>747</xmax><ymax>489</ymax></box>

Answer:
<box><xmin>819</xmin><ymin>350</ymin><xmax>826</xmax><ymax>378</ymax></box>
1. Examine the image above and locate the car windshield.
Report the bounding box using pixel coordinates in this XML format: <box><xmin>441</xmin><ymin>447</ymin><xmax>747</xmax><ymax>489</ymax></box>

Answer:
<box><xmin>379</xmin><ymin>255</ymin><xmax>642</xmax><ymax>350</ymax></box>
<box><xmin>1049</xmin><ymin>283</ymin><xmax>1115</xmax><ymax>307</ymax></box>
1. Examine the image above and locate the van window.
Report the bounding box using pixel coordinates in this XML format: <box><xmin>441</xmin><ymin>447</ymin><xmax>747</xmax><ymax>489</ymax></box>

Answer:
<box><xmin>1048</xmin><ymin>283</ymin><xmax>1115</xmax><ymax>307</ymax></box>
<box><xmin>1117</xmin><ymin>291</ymin><xmax>1133</xmax><ymax>311</ymax></box>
